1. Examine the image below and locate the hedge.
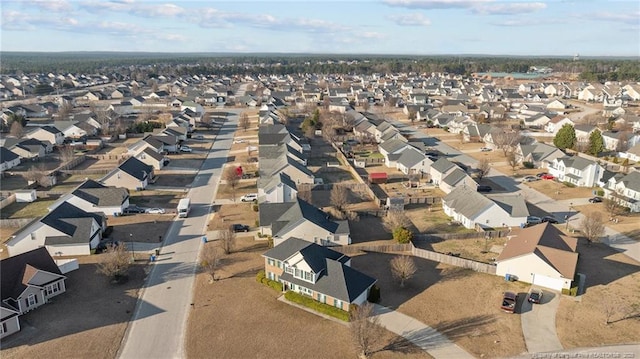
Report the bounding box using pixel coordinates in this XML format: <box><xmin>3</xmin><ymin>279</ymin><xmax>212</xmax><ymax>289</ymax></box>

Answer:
<box><xmin>255</xmin><ymin>270</ymin><xmax>284</xmax><ymax>292</ymax></box>
<box><xmin>563</xmin><ymin>181</ymin><xmax>576</xmax><ymax>188</ymax></box>
<box><xmin>523</xmin><ymin>161</ymin><xmax>534</xmax><ymax>169</ymax></box>
<box><xmin>561</xmin><ymin>285</ymin><xmax>579</xmax><ymax>296</ymax></box>
<box><xmin>284</xmin><ymin>291</ymin><xmax>350</xmax><ymax>322</ymax></box>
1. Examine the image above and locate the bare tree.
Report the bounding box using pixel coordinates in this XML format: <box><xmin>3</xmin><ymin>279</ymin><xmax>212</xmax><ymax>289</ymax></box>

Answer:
<box><xmin>222</xmin><ymin>166</ymin><xmax>241</xmax><ymax>201</ymax></box>
<box><xmin>507</xmin><ymin>151</ymin><xmax>519</xmax><ymax>172</ymax></box>
<box><xmin>580</xmin><ymin>211</ymin><xmax>605</xmax><ymax>243</ymax></box>
<box><xmin>97</xmin><ymin>243</ymin><xmax>131</xmax><ymax>281</ymax></box>
<box><xmin>9</xmin><ymin>121</ymin><xmax>23</xmax><ymax>138</ymax></box>
<box><xmin>350</xmin><ymin>302</ymin><xmax>382</xmax><ymax>359</ymax></box>
<box><xmin>239</xmin><ymin>112</ymin><xmax>251</xmax><ymax>132</ymax></box>
<box><xmin>476</xmin><ymin>158</ymin><xmax>491</xmax><ymax>181</ymax></box>
<box><xmin>297</xmin><ymin>188</ymin><xmax>312</xmax><ymax>204</ymax></box>
<box><xmin>330</xmin><ymin>185</ymin><xmax>349</xmax><ymax>212</ymax></box>
<box><xmin>390</xmin><ymin>255</ymin><xmax>417</xmax><ymax>288</ymax></box>
<box><xmin>59</xmin><ymin>145</ymin><xmax>76</xmax><ymax>163</ymax></box>
<box><xmin>493</xmin><ymin>130</ymin><xmax>521</xmax><ymax>157</ymax></box>
<box><xmin>603</xmin><ymin>198</ymin><xmax>622</xmax><ymax>218</ymax></box>
<box><xmin>200</xmin><ymin>245</ymin><xmax>220</xmax><ymax>283</ymax></box>
<box><xmin>218</xmin><ymin>224</ymin><xmax>236</xmax><ymax>254</ymax></box>
<box><xmin>57</xmin><ymin>102</ymin><xmax>73</xmax><ymax>120</ymax></box>
<box><xmin>382</xmin><ymin>210</ymin><xmax>411</xmax><ymax>232</ymax></box>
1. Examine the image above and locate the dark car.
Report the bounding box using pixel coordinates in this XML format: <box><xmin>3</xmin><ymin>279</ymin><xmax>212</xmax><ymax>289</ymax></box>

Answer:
<box><xmin>123</xmin><ymin>205</ymin><xmax>145</xmax><ymax>214</ymax></box>
<box><xmin>232</xmin><ymin>224</ymin><xmax>250</xmax><ymax>232</ymax></box>
<box><xmin>477</xmin><ymin>185</ymin><xmax>493</xmax><ymax>193</ymax></box>
<box><xmin>541</xmin><ymin>215</ymin><xmax>559</xmax><ymax>224</ymax></box>
<box><xmin>589</xmin><ymin>196</ymin><xmax>603</xmax><ymax>203</ymax></box>
<box><xmin>528</xmin><ymin>289</ymin><xmax>543</xmax><ymax>304</ymax></box>
<box><xmin>536</xmin><ymin>172</ymin><xmax>548</xmax><ymax>178</ymax></box>
<box><xmin>501</xmin><ymin>292</ymin><xmax>518</xmax><ymax>313</ymax></box>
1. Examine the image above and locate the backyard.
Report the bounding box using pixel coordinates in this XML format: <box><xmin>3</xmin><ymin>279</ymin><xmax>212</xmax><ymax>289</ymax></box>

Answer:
<box><xmin>107</xmin><ymin>213</ymin><xmax>174</xmax><ymax>244</ymax></box>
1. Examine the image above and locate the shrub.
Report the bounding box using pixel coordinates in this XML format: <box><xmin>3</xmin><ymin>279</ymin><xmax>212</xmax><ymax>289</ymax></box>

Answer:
<box><xmin>252</xmin><ymin>204</ymin><xmax>259</xmax><ymax>212</ymax></box>
<box><xmin>612</xmin><ymin>157</ymin><xmax>619</xmax><ymax>164</ymax></box>
<box><xmin>522</xmin><ymin>161</ymin><xmax>534</xmax><ymax>169</ymax></box>
<box><xmin>603</xmin><ymin>156</ymin><xmax>609</xmax><ymax>161</ymax></box>
<box><xmin>596</xmin><ymin>189</ymin><xmax>605</xmax><ymax>196</ymax></box>
<box><xmin>256</xmin><ymin>270</ymin><xmax>266</xmax><ymax>283</ymax></box>
<box><xmin>442</xmin><ymin>126</ymin><xmax>449</xmax><ymax>132</ymax></box>
<box><xmin>563</xmin><ymin>181</ymin><xmax>576</xmax><ymax>188</ymax></box>
<box><xmin>284</xmin><ymin>291</ymin><xmax>350</xmax><ymax>321</ymax></box>
<box><xmin>256</xmin><ymin>270</ymin><xmax>283</xmax><ymax>291</ymax></box>
<box><xmin>570</xmin><ymin>286</ymin><xmax>578</xmax><ymax>296</ymax></box>
<box><xmin>268</xmin><ymin>236</ymin><xmax>274</xmax><ymax>248</ymax></box>
<box><xmin>367</xmin><ymin>284</ymin><xmax>381</xmax><ymax>303</ymax></box>
<box><xmin>392</xmin><ymin>227</ymin><xmax>413</xmax><ymax>244</ymax></box>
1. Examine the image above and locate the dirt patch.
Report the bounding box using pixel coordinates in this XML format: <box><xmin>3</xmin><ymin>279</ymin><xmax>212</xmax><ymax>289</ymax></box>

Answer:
<box><xmin>186</xmin><ymin>237</ymin><xmax>430</xmax><ymax>359</ymax></box>
<box><xmin>525</xmin><ymin>180</ymin><xmax>597</xmax><ymax>200</ymax></box>
<box><xmin>211</xmin><ymin>203</ymin><xmax>259</xmax><ymax>229</ymax></box>
<box><xmin>152</xmin><ymin>173</ymin><xmax>195</xmax><ymax>188</ymax></box>
<box><xmin>107</xmin><ymin>213</ymin><xmax>173</xmax><ymax>244</ymax></box>
<box><xmin>216</xmin><ymin>180</ymin><xmax>257</xmax><ymax>201</ymax></box>
<box><xmin>556</xmin><ymin>240</ymin><xmax>640</xmax><ymax>348</ymax></box>
<box><xmin>0</xmin><ymin>259</ymin><xmax>147</xmax><ymax>359</ymax></box>
<box><xmin>351</xmin><ymin>252</ymin><xmax>528</xmax><ymax>358</ymax></box>
<box><xmin>428</xmin><ymin>236</ymin><xmax>507</xmax><ymax>263</ymax></box>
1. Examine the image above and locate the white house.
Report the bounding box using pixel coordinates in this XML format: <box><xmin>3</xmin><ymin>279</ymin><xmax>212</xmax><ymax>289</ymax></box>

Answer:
<box><xmin>48</xmin><ymin>179</ymin><xmax>130</xmax><ymax>216</ymax></box>
<box><xmin>547</xmin><ymin>156</ymin><xmax>603</xmax><ymax>187</ymax></box>
<box><xmin>258</xmin><ymin>172</ymin><xmax>298</xmax><ymax>203</ymax></box>
<box><xmin>603</xmin><ymin>171</ymin><xmax>640</xmax><ymax>213</ymax></box>
<box><xmin>495</xmin><ymin>223</ymin><xmax>578</xmax><ymax>291</ymax></box>
<box><xmin>545</xmin><ymin>116</ymin><xmax>574</xmax><ymax>135</ymax></box>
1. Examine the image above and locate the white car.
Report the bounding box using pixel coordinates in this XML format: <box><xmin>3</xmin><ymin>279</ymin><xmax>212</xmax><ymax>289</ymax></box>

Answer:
<box><xmin>234</xmin><ymin>139</ymin><xmax>246</xmax><ymax>144</ymax></box>
<box><xmin>180</xmin><ymin>146</ymin><xmax>193</xmax><ymax>153</ymax></box>
<box><xmin>240</xmin><ymin>193</ymin><xmax>258</xmax><ymax>202</ymax></box>
<box><xmin>145</xmin><ymin>208</ymin><xmax>166</xmax><ymax>214</ymax></box>
<box><xmin>480</xmin><ymin>147</ymin><xmax>492</xmax><ymax>152</ymax></box>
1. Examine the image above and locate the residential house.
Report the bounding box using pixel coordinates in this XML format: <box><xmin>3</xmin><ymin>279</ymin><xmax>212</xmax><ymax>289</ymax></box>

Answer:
<box><xmin>25</xmin><ymin>125</ymin><xmax>64</xmax><ymax>146</ymax></box>
<box><xmin>258</xmin><ymin>172</ymin><xmax>298</xmax><ymax>203</ymax></box>
<box><xmin>620</xmin><ymin>143</ymin><xmax>640</xmax><ymax>163</ymax></box>
<box><xmin>439</xmin><ymin>167</ymin><xmax>477</xmax><ymax>194</ymax></box>
<box><xmin>516</xmin><ymin>143</ymin><xmax>565</xmax><ymax>168</ymax></box>
<box><xmin>429</xmin><ymin>158</ymin><xmax>457</xmax><ymax>186</ymax></box>
<box><xmin>1</xmin><ymin>247</ymin><xmax>67</xmax><ymax>338</ymax></box>
<box><xmin>547</xmin><ymin>156</ymin><xmax>603</xmax><ymax>187</ymax></box>
<box><xmin>495</xmin><ymin>223</ymin><xmax>578</xmax><ymax>291</ymax></box>
<box><xmin>136</xmin><ymin>147</ymin><xmax>168</xmax><ymax>170</ymax></box>
<box><xmin>0</xmin><ymin>147</ymin><xmax>22</xmax><ymax>172</ymax></box>
<box><xmin>258</xmin><ymin>198</ymin><xmax>351</xmax><ymax>247</ymax></box>
<box><xmin>101</xmin><ymin>157</ymin><xmax>154</xmax><ymax>190</ymax></box>
<box><xmin>9</xmin><ymin>140</ymin><xmax>45</xmax><ymax>160</ymax></box>
<box><xmin>443</xmin><ymin>186</ymin><xmax>529</xmax><ymax>229</ymax></box>
<box><xmin>6</xmin><ymin>202</ymin><xmax>106</xmax><ymax>257</ymax></box>
<box><xmin>523</xmin><ymin>113</ymin><xmax>552</xmax><ymax>129</ymax></box>
<box><xmin>574</xmin><ymin>124</ymin><xmax>598</xmax><ymax>144</ymax></box>
<box><xmin>378</xmin><ymin>139</ymin><xmax>411</xmax><ymax>168</ymax></box>
<box><xmin>545</xmin><ymin>116</ymin><xmax>574</xmax><ymax>135</ymax></box>
<box><xmin>603</xmin><ymin>171</ymin><xmax>640</xmax><ymax>213</ymax></box>
<box><xmin>262</xmin><ymin>238</ymin><xmax>376</xmax><ymax>312</ymax></box>
<box><xmin>396</xmin><ymin>147</ymin><xmax>432</xmax><ymax>176</ymax></box>
<box><xmin>49</xmin><ymin>179</ymin><xmax>130</xmax><ymax>215</ymax></box>
<box><xmin>127</xmin><ymin>135</ymin><xmax>164</xmax><ymax>156</ymax></box>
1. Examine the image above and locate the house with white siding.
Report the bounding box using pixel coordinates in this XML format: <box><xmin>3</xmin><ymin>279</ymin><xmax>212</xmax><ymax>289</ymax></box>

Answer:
<box><xmin>547</xmin><ymin>156</ymin><xmax>603</xmax><ymax>187</ymax></box>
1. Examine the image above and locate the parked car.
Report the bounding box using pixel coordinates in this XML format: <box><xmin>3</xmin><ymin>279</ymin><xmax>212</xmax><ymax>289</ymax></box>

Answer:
<box><xmin>528</xmin><ymin>289</ymin><xmax>543</xmax><ymax>304</ymax></box>
<box><xmin>541</xmin><ymin>215</ymin><xmax>559</xmax><ymax>224</ymax></box>
<box><xmin>480</xmin><ymin>147</ymin><xmax>492</xmax><ymax>152</ymax></box>
<box><xmin>240</xmin><ymin>193</ymin><xmax>258</xmax><ymax>202</ymax></box>
<box><xmin>233</xmin><ymin>139</ymin><xmax>245</xmax><ymax>144</ymax></box>
<box><xmin>195</xmin><ymin>134</ymin><xmax>204</xmax><ymax>140</ymax></box>
<box><xmin>232</xmin><ymin>224</ymin><xmax>250</xmax><ymax>232</ymax></box>
<box><xmin>180</xmin><ymin>146</ymin><xmax>193</xmax><ymax>153</ymax></box>
<box><xmin>522</xmin><ymin>176</ymin><xmax>539</xmax><ymax>182</ymax></box>
<box><xmin>145</xmin><ymin>208</ymin><xmax>166</xmax><ymax>214</ymax></box>
<box><xmin>536</xmin><ymin>172</ymin><xmax>548</xmax><ymax>178</ymax></box>
<box><xmin>589</xmin><ymin>196</ymin><xmax>603</xmax><ymax>203</ymax></box>
<box><xmin>541</xmin><ymin>174</ymin><xmax>555</xmax><ymax>180</ymax></box>
<box><xmin>527</xmin><ymin>216</ymin><xmax>543</xmax><ymax>225</ymax></box>
<box><xmin>501</xmin><ymin>292</ymin><xmax>518</xmax><ymax>313</ymax></box>
<box><xmin>123</xmin><ymin>205</ymin><xmax>145</xmax><ymax>214</ymax></box>
<box><xmin>477</xmin><ymin>185</ymin><xmax>493</xmax><ymax>193</ymax></box>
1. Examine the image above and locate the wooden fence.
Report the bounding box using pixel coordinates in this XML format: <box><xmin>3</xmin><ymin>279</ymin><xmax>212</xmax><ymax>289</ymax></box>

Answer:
<box><xmin>0</xmin><ymin>194</ymin><xmax>16</xmax><ymax>210</ymax></box>
<box><xmin>412</xmin><ymin>246</ymin><xmax>497</xmax><ymax>274</ymax></box>
<box><xmin>0</xmin><ymin>218</ymin><xmax>37</xmax><ymax>228</ymax></box>
<box><xmin>333</xmin><ymin>243</ymin><xmax>412</xmax><ymax>255</ymax></box>
<box><xmin>413</xmin><ymin>229</ymin><xmax>509</xmax><ymax>242</ymax></box>
<box><xmin>404</xmin><ymin>196</ymin><xmax>441</xmax><ymax>205</ymax></box>
<box><xmin>62</xmin><ymin>169</ymin><xmax>112</xmax><ymax>175</ymax></box>
<box><xmin>332</xmin><ymin>143</ymin><xmax>378</xmax><ymax>203</ymax></box>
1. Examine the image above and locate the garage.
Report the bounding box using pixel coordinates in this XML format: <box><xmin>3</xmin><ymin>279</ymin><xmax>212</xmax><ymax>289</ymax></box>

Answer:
<box><xmin>532</xmin><ymin>273</ymin><xmax>565</xmax><ymax>291</ymax></box>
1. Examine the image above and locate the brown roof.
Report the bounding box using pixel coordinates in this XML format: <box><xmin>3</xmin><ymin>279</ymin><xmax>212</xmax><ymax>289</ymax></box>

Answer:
<box><xmin>497</xmin><ymin>223</ymin><xmax>578</xmax><ymax>278</ymax></box>
<box><xmin>549</xmin><ymin>115</ymin><xmax>568</xmax><ymax>124</ymax></box>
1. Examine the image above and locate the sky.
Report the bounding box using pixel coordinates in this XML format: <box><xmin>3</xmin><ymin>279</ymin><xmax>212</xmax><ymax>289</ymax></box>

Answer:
<box><xmin>1</xmin><ymin>0</ymin><xmax>639</xmax><ymax>56</ymax></box>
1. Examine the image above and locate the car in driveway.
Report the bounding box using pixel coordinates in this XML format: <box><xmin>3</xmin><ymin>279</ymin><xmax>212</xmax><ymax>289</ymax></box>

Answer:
<box><xmin>541</xmin><ymin>174</ymin><xmax>555</xmax><ymax>180</ymax></box>
<box><xmin>528</xmin><ymin>289</ymin><xmax>543</xmax><ymax>304</ymax></box>
<box><xmin>522</xmin><ymin>176</ymin><xmax>540</xmax><ymax>182</ymax></box>
<box><xmin>123</xmin><ymin>205</ymin><xmax>145</xmax><ymax>214</ymax></box>
<box><xmin>541</xmin><ymin>215</ymin><xmax>559</xmax><ymax>224</ymax></box>
<box><xmin>501</xmin><ymin>292</ymin><xmax>518</xmax><ymax>313</ymax></box>
<box><xmin>527</xmin><ymin>216</ymin><xmax>543</xmax><ymax>225</ymax></box>
<box><xmin>477</xmin><ymin>185</ymin><xmax>493</xmax><ymax>193</ymax></box>
<box><xmin>589</xmin><ymin>196</ymin><xmax>603</xmax><ymax>203</ymax></box>
<box><xmin>240</xmin><ymin>193</ymin><xmax>258</xmax><ymax>202</ymax></box>
<box><xmin>480</xmin><ymin>147</ymin><xmax>492</xmax><ymax>152</ymax></box>
<box><xmin>145</xmin><ymin>207</ymin><xmax>166</xmax><ymax>214</ymax></box>
<box><xmin>232</xmin><ymin>224</ymin><xmax>250</xmax><ymax>232</ymax></box>
<box><xmin>180</xmin><ymin>146</ymin><xmax>193</xmax><ymax>153</ymax></box>
<box><xmin>536</xmin><ymin>172</ymin><xmax>548</xmax><ymax>178</ymax></box>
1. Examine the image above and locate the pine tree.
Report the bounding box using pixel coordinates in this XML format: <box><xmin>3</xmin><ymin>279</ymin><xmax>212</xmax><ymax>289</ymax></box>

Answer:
<box><xmin>553</xmin><ymin>124</ymin><xmax>577</xmax><ymax>150</ymax></box>
<box><xmin>588</xmin><ymin>129</ymin><xmax>605</xmax><ymax>156</ymax></box>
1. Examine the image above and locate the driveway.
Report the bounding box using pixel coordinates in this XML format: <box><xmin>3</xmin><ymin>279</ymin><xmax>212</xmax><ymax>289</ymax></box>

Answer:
<box><xmin>371</xmin><ymin>304</ymin><xmax>474</xmax><ymax>359</ymax></box>
<box><xmin>520</xmin><ymin>289</ymin><xmax>563</xmax><ymax>353</ymax></box>
<box><xmin>118</xmin><ymin>110</ymin><xmax>240</xmax><ymax>359</ymax></box>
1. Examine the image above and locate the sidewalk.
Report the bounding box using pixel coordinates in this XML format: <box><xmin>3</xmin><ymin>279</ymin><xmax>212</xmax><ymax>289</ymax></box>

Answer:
<box><xmin>371</xmin><ymin>304</ymin><xmax>474</xmax><ymax>359</ymax></box>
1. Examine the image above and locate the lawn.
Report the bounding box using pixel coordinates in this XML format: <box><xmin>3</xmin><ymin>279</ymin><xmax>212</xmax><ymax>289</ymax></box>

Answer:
<box><xmin>128</xmin><ymin>190</ymin><xmax>182</xmax><ymax>208</ymax></box>
<box><xmin>50</xmin><ymin>174</ymin><xmax>106</xmax><ymax>191</ymax></box>
<box><xmin>186</xmin><ymin>237</ymin><xmax>431</xmax><ymax>359</ymax></box>
<box><xmin>210</xmin><ymin>203</ymin><xmax>259</xmax><ymax>230</ymax></box>
<box><xmin>0</xmin><ymin>198</ymin><xmax>58</xmax><ymax>219</ymax></box>
<box><xmin>428</xmin><ymin>236</ymin><xmax>508</xmax><ymax>263</ymax></box>
<box><xmin>215</xmin><ymin>180</ymin><xmax>257</xmax><ymax>201</ymax></box>
<box><xmin>405</xmin><ymin>206</ymin><xmax>478</xmax><ymax>234</ymax></box>
<box><xmin>107</xmin><ymin>213</ymin><xmax>174</xmax><ymax>244</ymax></box>
<box><xmin>525</xmin><ymin>180</ymin><xmax>598</xmax><ymax>200</ymax></box>
<box><xmin>0</xmin><ymin>256</ymin><xmax>147</xmax><ymax>359</ymax></box>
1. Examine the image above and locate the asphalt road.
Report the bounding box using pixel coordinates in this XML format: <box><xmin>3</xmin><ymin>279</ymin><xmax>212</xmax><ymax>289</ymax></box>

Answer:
<box><xmin>118</xmin><ymin>110</ymin><xmax>239</xmax><ymax>359</ymax></box>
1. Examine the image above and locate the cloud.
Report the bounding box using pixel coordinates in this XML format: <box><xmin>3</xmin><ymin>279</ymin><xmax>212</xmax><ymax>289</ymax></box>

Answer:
<box><xmin>384</xmin><ymin>0</ymin><xmax>546</xmax><ymax>15</ymax></box>
<box><xmin>589</xmin><ymin>11</ymin><xmax>640</xmax><ymax>25</ymax></box>
<box><xmin>388</xmin><ymin>13</ymin><xmax>432</xmax><ymax>26</ymax></box>
<box><xmin>24</xmin><ymin>0</ymin><xmax>73</xmax><ymax>12</ymax></box>
<box><xmin>129</xmin><ymin>3</ymin><xmax>185</xmax><ymax>18</ymax></box>
<box><xmin>78</xmin><ymin>1</ymin><xmax>184</xmax><ymax>18</ymax></box>
<box><xmin>198</xmin><ymin>9</ymin><xmax>349</xmax><ymax>33</ymax></box>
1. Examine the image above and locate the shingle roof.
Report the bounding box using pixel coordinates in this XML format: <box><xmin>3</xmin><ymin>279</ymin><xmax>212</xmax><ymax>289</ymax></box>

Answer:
<box><xmin>41</xmin><ymin>202</ymin><xmax>104</xmax><ymax>241</ymax></box>
<box><xmin>556</xmin><ymin>155</ymin><xmax>597</xmax><ymax>170</ymax></box>
<box><xmin>118</xmin><ymin>157</ymin><xmax>153</xmax><ymax>180</ymax></box>
<box><xmin>0</xmin><ymin>247</ymin><xmax>64</xmax><ymax>305</ymax></box>
<box><xmin>442</xmin><ymin>167</ymin><xmax>468</xmax><ymax>186</ymax></box>
<box><xmin>431</xmin><ymin>157</ymin><xmax>456</xmax><ymax>174</ymax></box>
<box><xmin>444</xmin><ymin>186</ymin><xmax>493</xmax><ymax>219</ymax></box>
<box><xmin>486</xmin><ymin>193</ymin><xmax>529</xmax><ymax>218</ymax></box>
<box><xmin>72</xmin><ymin>179</ymin><xmax>129</xmax><ymax>207</ymax></box>
<box><xmin>496</xmin><ymin>223</ymin><xmax>578</xmax><ymax>278</ymax></box>
<box><xmin>397</xmin><ymin>147</ymin><xmax>428</xmax><ymax>169</ymax></box>
<box><xmin>0</xmin><ymin>147</ymin><xmax>19</xmax><ymax>163</ymax></box>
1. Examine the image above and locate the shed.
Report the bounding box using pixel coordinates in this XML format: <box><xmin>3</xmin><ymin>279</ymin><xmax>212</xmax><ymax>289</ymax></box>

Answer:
<box><xmin>15</xmin><ymin>189</ymin><xmax>37</xmax><ymax>203</ymax></box>
<box><xmin>368</xmin><ymin>172</ymin><xmax>388</xmax><ymax>184</ymax></box>
<box><xmin>386</xmin><ymin>196</ymin><xmax>405</xmax><ymax>211</ymax></box>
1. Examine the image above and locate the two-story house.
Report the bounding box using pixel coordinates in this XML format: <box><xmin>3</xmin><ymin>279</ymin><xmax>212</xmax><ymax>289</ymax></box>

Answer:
<box><xmin>262</xmin><ymin>238</ymin><xmax>376</xmax><ymax>312</ymax></box>
<box><xmin>101</xmin><ymin>157</ymin><xmax>154</xmax><ymax>190</ymax></box>
<box><xmin>516</xmin><ymin>142</ymin><xmax>565</xmax><ymax>168</ymax></box>
<box><xmin>603</xmin><ymin>171</ymin><xmax>640</xmax><ymax>213</ymax></box>
<box><xmin>547</xmin><ymin>156</ymin><xmax>603</xmax><ymax>187</ymax></box>
<box><xmin>25</xmin><ymin>125</ymin><xmax>64</xmax><ymax>146</ymax></box>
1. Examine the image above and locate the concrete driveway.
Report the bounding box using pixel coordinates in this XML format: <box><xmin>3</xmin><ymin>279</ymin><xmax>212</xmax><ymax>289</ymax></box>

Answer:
<box><xmin>520</xmin><ymin>289</ymin><xmax>563</xmax><ymax>354</ymax></box>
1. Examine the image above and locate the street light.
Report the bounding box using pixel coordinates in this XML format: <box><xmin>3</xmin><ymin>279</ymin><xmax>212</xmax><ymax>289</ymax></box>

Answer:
<box><xmin>129</xmin><ymin>233</ymin><xmax>135</xmax><ymax>261</ymax></box>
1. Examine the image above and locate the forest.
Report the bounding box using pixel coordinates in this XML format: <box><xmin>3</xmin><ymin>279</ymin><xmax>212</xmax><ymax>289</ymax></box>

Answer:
<box><xmin>1</xmin><ymin>52</ymin><xmax>639</xmax><ymax>81</ymax></box>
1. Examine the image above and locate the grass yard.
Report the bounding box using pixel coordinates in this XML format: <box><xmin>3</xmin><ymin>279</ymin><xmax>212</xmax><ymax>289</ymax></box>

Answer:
<box><xmin>0</xmin><ymin>256</ymin><xmax>147</xmax><ymax>359</ymax></box>
<box><xmin>405</xmin><ymin>205</ymin><xmax>478</xmax><ymax>234</ymax></box>
<box><xmin>215</xmin><ymin>180</ymin><xmax>257</xmax><ymax>201</ymax></box>
<box><xmin>50</xmin><ymin>174</ymin><xmax>106</xmax><ymax>191</ymax></box>
<box><xmin>571</xmin><ymin>203</ymin><xmax>640</xmax><ymax>241</ymax></box>
<box><xmin>351</xmin><ymin>252</ymin><xmax>529</xmax><ymax>359</ymax></box>
<box><xmin>556</xmin><ymin>240</ymin><xmax>640</xmax><ymax>348</ymax></box>
<box><xmin>151</xmin><ymin>173</ymin><xmax>196</xmax><ymax>188</ymax></box>
<box><xmin>210</xmin><ymin>203</ymin><xmax>259</xmax><ymax>230</ymax></box>
<box><xmin>0</xmin><ymin>198</ymin><xmax>58</xmax><ymax>219</ymax></box>
<box><xmin>128</xmin><ymin>190</ymin><xmax>182</xmax><ymax>209</ymax></box>
<box><xmin>525</xmin><ymin>180</ymin><xmax>598</xmax><ymax>200</ymax></box>
<box><xmin>428</xmin><ymin>236</ymin><xmax>508</xmax><ymax>263</ymax></box>
<box><xmin>186</xmin><ymin>237</ymin><xmax>431</xmax><ymax>359</ymax></box>
<box><xmin>107</xmin><ymin>213</ymin><xmax>174</xmax><ymax>244</ymax></box>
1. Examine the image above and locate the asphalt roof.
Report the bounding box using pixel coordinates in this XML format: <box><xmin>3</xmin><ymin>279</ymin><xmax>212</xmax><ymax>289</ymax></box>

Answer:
<box><xmin>118</xmin><ymin>157</ymin><xmax>153</xmax><ymax>180</ymax></box>
<box><xmin>444</xmin><ymin>186</ymin><xmax>493</xmax><ymax>219</ymax></box>
<box><xmin>72</xmin><ymin>179</ymin><xmax>129</xmax><ymax>207</ymax></box>
<box><xmin>1</xmin><ymin>247</ymin><xmax>64</xmax><ymax>304</ymax></box>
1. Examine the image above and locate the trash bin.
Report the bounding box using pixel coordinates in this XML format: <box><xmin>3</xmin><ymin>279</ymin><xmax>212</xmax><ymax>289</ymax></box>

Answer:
<box><xmin>202</xmin><ymin>236</ymin><xmax>207</xmax><ymax>243</ymax></box>
<box><xmin>150</xmin><ymin>254</ymin><xmax>156</xmax><ymax>262</ymax></box>
<box><xmin>505</xmin><ymin>274</ymin><xmax>511</xmax><ymax>281</ymax></box>
<box><xmin>155</xmin><ymin>249</ymin><xmax>160</xmax><ymax>256</ymax></box>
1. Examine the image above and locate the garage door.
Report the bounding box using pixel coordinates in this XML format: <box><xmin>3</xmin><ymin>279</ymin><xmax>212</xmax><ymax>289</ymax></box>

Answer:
<box><xmin>532</xmin><ymin>274</ymin><xmax>564</xmax><ymax>291</ymax></box>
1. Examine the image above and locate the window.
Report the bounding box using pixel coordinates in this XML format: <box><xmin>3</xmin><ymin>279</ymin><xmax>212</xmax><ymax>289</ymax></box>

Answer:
<box><xmin>334</xmin><ymin>300</ymin><xmax>342</xmax><ymax>310</ymax></box>
<box><xmin>267</xmin><ymin>258</ymin><xmax>275</xmax><ymax>266</ymax></box>
<box><xmin>276</xmin><ymin>260</ymin><xmax>282</xmax><ymax>268</ymax></box>
<box><xmin>318</xmin><ymin>293</ymin><xmax>326</xmax><ymax>304</ymax></box>
<box><xmin>285</xmin><ymin>266</ymin><xmax>293</xmax><ymax>274</ymax></box>
<box><xmin>294</xmin><ymin>268</ymin><xmax>300</xmax><ymax>278</ymax></box>
<box><xmin>0</xmin><ymin>322</ymin><xmax>6</xmax><ymax>334</ymax></box>
<box><xmin>304</xmin><ymin>271</ymin><xmax>312</xmax><ymax>281</ymax></box>
<box><xmin>45</xmin><ymin>282</ymin><xmax>61</xmax><ymax>296</ymax></box>
<box><xmin>27</xmin><ymin>294</ymin><xmax>37</xmax><ymax>307</ymax></box>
